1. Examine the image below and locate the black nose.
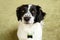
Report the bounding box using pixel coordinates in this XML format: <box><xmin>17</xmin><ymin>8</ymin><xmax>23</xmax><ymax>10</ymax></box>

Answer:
<box><xmin>24</xmin><ymin>17</ymin><xmax>31</xmax><ymax>21</ymax></box>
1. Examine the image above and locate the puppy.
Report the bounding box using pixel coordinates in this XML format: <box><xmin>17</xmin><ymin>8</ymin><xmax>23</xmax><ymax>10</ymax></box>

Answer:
<box><xmin>16</xmin><ymin>4</ymin><xmax>46</xmax><ymax>40</ymax></box>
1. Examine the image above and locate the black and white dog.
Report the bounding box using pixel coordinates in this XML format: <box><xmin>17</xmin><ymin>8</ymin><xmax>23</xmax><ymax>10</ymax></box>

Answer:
<box><xmin>16</xmin><ymin>4</ymin><xmax>46</xmax><ymax>40</ymax></box>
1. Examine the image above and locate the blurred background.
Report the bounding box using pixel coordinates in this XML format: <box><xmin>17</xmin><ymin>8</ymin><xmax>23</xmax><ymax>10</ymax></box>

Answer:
<box><xmin>0</xmin><ymin>0</ymin><xmax>60</xmax><ymax>40</ymax></box>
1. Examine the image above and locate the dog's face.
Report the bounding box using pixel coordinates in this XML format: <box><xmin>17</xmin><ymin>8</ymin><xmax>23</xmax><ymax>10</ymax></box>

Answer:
<box><xmin>16</xmin><ymin>4</ymin><xmax>46</xmax><ymax>24</ymax></box>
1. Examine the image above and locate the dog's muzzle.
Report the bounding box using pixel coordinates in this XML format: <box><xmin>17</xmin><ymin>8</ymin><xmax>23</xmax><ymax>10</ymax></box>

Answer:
<box><xmin>24</xmin><ymin>17</ymin><xmax>31</xmax><ymax>22</ymax></box>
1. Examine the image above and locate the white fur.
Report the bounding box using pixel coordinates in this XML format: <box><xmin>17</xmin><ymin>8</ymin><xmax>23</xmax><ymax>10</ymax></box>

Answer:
<box><xmin>17</xmin><ymin>21</ymin><xmax>43</xmax><ymax>40</ymax></box>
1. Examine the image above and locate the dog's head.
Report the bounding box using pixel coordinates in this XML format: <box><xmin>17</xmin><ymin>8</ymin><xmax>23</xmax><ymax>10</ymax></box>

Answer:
<box><xmin>16</xmin><ymin>4</ymin><xmax>46</xmax><ymax>24</ymax></box>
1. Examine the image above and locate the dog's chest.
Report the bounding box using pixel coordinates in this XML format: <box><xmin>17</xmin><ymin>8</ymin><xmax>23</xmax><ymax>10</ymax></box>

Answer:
<box><xmin>23</xmin><ymin>24</ymin><xmax>42</xmax><ymax>34</ymax></box>
<box><xmin>17</xmin><ymin>23</ymin><xmax>42</xmax><ymax>40</ymax></box>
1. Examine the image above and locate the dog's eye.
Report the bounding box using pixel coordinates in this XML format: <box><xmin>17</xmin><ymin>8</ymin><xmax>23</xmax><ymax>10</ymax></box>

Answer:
<box><xmin>21</xmin><ymin>10</ymin><xmax>25</xmax><ymax>13</ymax></box>
<box><xmin>31</xmin><ymin>10</ymin><xmax>35</xmax><ymax>13</ymax></box>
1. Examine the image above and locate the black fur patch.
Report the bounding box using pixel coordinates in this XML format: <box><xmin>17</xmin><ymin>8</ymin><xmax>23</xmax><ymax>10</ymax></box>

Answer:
<box><xmin>34</xmin><ymin>5</ymin><xmax>46</xmax><ymax>23</ymax></box>
<box><xmin>27</xmin><ymin>35</ymin><xmax>33</xmax><ymax>38</ymax></box>
<box><xmin>16</xmin><ymin>5</ymin><xmax>28</xmax><ymax>21</ymax></box>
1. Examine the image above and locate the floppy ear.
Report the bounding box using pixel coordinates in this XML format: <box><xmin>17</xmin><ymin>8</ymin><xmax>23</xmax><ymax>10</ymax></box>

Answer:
<box><xmin>34</xmin><ymin>5</ymin><xmax>46</xmax><ymax>23</ymax></box>
<box><xmin>16</xmin><ymin>7</ymin><xmax>22</xmax><ymax>21</ymax></box>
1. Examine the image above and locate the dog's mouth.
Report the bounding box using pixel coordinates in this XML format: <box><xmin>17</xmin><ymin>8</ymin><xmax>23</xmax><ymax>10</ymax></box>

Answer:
<box><xmin>24</xmin><ymin>21</ymin><xmax>30</xmax><ymax>24</ymax></box>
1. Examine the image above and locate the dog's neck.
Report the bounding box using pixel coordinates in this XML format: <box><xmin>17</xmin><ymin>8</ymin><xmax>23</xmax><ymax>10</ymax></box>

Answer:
<box><xmin>18</xmin><ymin>21</ymin><xmax>43</xmax><ymax>28</ymax></box>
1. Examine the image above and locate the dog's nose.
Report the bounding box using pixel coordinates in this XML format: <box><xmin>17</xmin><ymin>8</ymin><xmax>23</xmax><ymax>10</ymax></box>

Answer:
<box><xmin>24</xmin><ymin>17</ymin><xmax>31</xmax><ymax>21</ymax></box>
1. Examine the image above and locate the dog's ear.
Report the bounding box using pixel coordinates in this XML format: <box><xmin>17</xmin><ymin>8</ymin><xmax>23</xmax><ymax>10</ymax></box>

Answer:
<box><xmin>34</xmin><ymin>5</ymin><xmax>46</xmax><ymax>23</ymax></box>
<box><xmin>16</xmin><ymin>7</ymin><xmax>22</xmax><ymax>21</ymax></box>
<box><xmin>16</xmin><ymin>5</ymin><xmax>28</xmax><ymax>21</ymax></box>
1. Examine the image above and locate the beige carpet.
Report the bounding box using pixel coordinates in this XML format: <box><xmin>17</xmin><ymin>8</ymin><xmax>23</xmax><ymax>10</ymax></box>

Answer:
<box><xmin>0</xmin><ymin>0</ymin><xmax>60</xmax><ymax>40</ymax></box>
